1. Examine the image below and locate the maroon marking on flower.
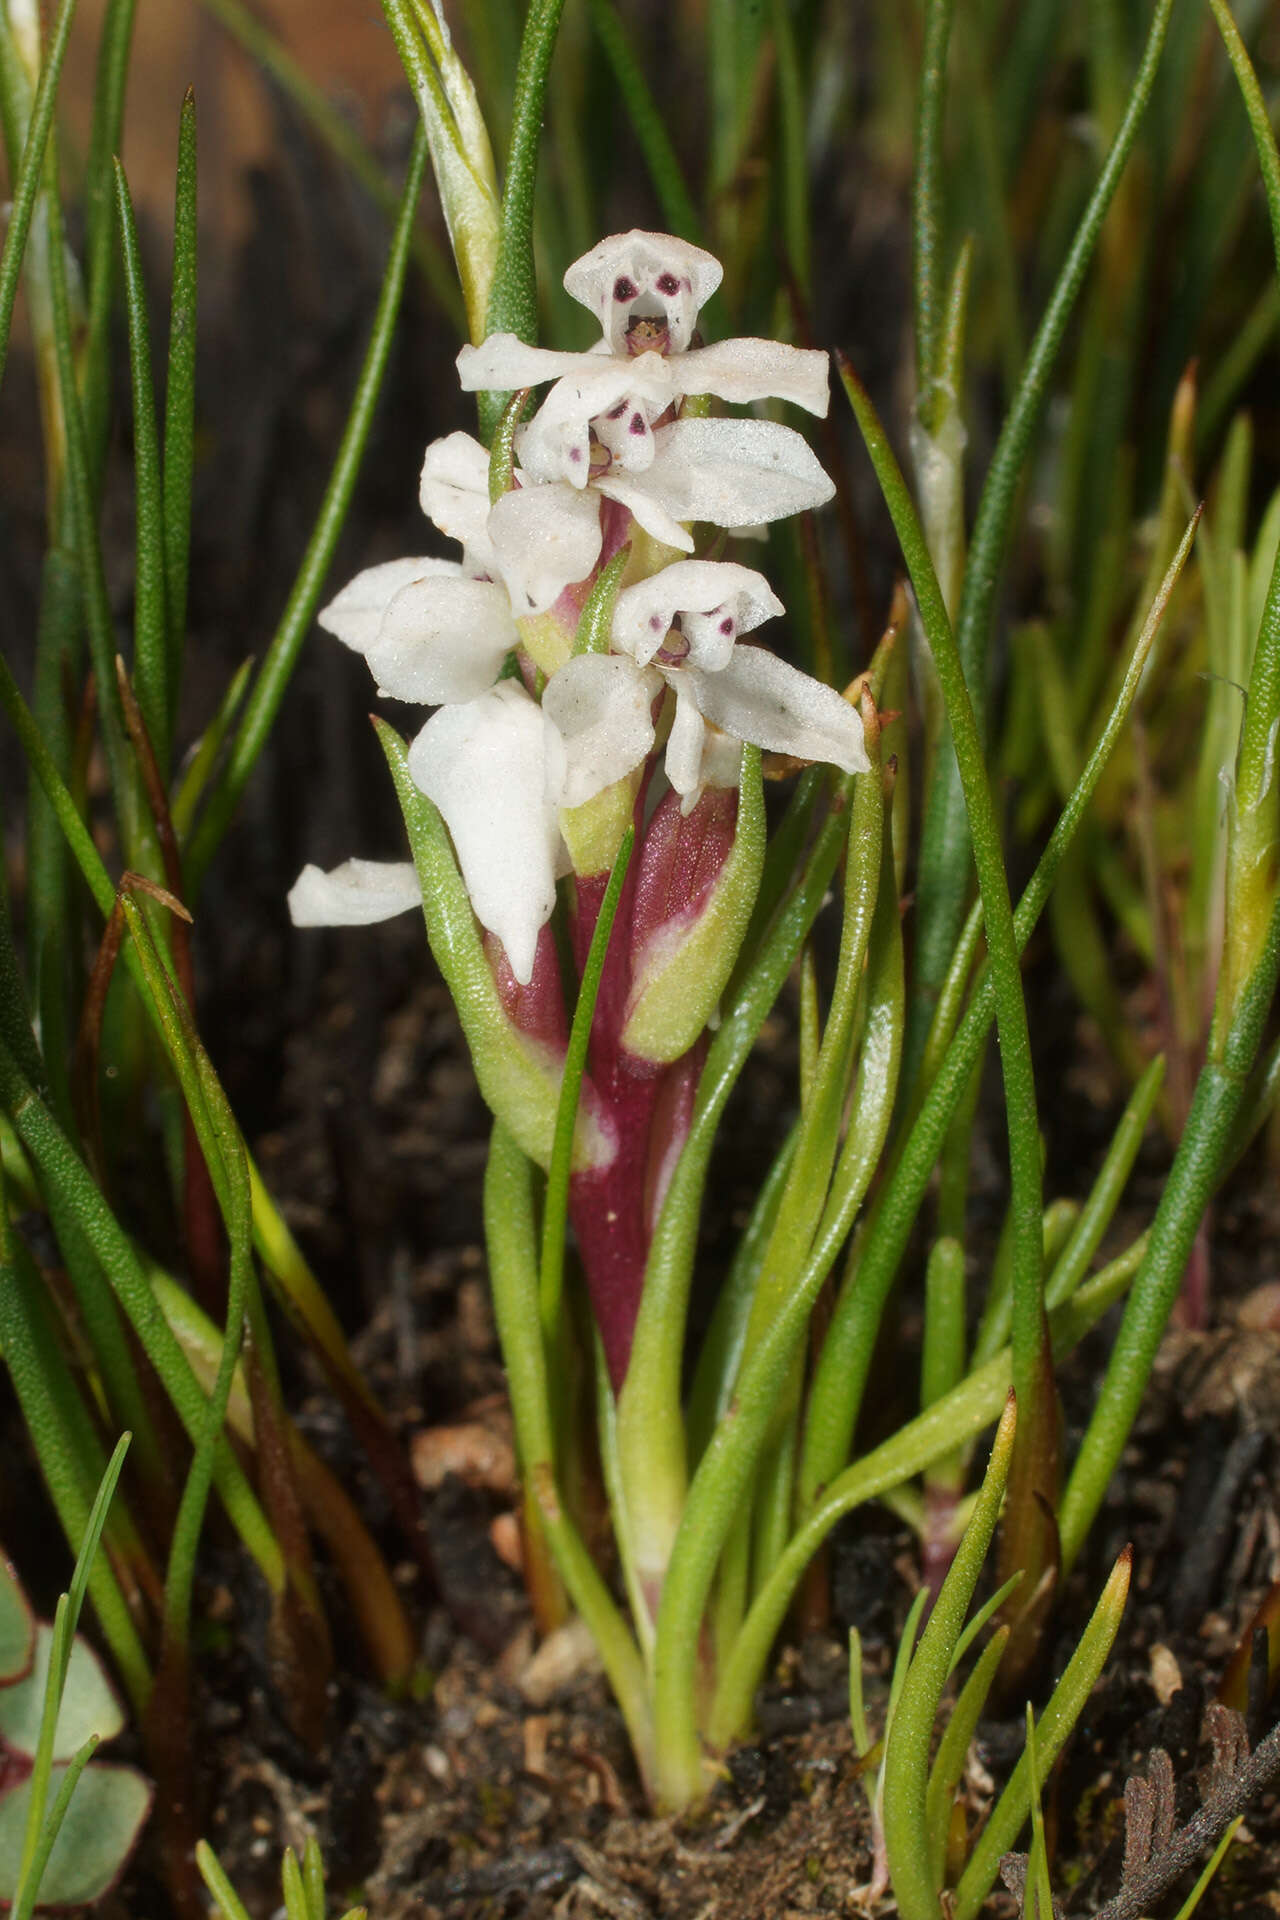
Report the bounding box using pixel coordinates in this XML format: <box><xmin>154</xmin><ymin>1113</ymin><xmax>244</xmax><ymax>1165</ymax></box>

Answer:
<box><xmin>613</xmin><ymin>276</ymin><xmax>638</xmax><ymax>302</ymax></box>
<box><xmin>656</xmin><ymin>272</ymin><xmax>679</xmax><ymax>295</ymax></box>
<box><xmin>629</xmin><ymin>412</ymin><xmax>647</xmax><ymax>435</ymax></box>
<box><xmin>605</xmin><ymin>399</ymin><xmax>628</xmax><ymax>419</ymax></box>
<box><xmin>719</xmin><ymin>616</ymin><xmax>734</xmax><ymax>634</ymax></box>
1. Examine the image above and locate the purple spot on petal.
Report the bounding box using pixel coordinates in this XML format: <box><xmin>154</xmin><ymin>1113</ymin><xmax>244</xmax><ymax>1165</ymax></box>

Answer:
<box><xmin>656</xmin><ymin>272</ymin><xmax>679</xmax><ymax>296</ymax></box>
<box><xmin>569</xmin><ymin>446</ymin><xmax>582</xmax><ymax>462</ymax></box>
<box><xmin>650</xmin><ymin>614</ymin><xmax>664</xmax><ymax>630</ymax></box>
<box><xmin>629</xmin><ymin>413</ymin><xmax>646</xmax><ymax>435</ymax></box>
<box><xmin>606</xmin><ymin>400</ymin><xmax>628</xmax><ymax>420</ymax></box>
<box><xmin>613</xmin><ymin>276</ymin><xmax>637</xmax><ymax>302</ymax></box>
<box><xmin>720</xmin><ymin>617</ymin><xmax>734</xmax><ymax>635</ymax></box>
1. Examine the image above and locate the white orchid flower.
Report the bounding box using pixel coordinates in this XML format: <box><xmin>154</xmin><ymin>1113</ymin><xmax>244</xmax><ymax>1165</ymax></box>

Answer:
<box><xmin>591</xmin><ymin>415</ymin><xmax>836</xmax><ymax>550</ymax></box>
<box><xmin>565</xmin><ymin>229</ymin><xmax>723</xmax><ymax>354</ymax></box>
<box><xmin>418</xmin><ymin>430</ymin><xmax>499</xmax><ymax>576</ymax></box>
<box><xmin>288</xmin><ymin>857</ymin><xmax>422</xmax><ymax>927</ymax></box>
<box><xmin>617</xmin><ymin>564</ymin><xmax>868</xmax><ymax>800</ymax></box>
<box><xmin>408</xmin><ymin>681</ymin><xmax>567</xmax><ymax>987</ymax></box>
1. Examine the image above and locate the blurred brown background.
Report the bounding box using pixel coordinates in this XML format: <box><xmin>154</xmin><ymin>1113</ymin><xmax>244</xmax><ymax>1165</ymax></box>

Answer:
<box><xmin>63</xmin><ymin>1</ymin><xmax>405</xmax><ymax>251</ymax></box>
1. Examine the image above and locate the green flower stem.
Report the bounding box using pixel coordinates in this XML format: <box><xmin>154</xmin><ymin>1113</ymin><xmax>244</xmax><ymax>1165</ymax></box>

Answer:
<box><xmin>951</xmin><ymin>1550</ymin><xmax>1132</xmax><ymax>1919</ymax></box>
<box><xmin>840</xmin><ymin>360</ymin><xmax>1050</xmax><ymax>1589</ymax></box>
<box><xmin>113</xmin><ymin>160</ymin><xmax>170</xmax><ymax>774</ymax></box>
<box><xmin>882</xmin><ymin>1398</ymin><xmax>1016</xmax><ymax>1920</ymax></box>
<box><xmin>116</xmin><ymin>899</ymin><xmax>251</xmax><ymax>1646</ymax></box>
<box><xmin>912</xmin><ymin>0</ymin><xmax>956</xmax><ymax>403</ymax></box>
<box><xmin>0</xmin><ymin>1237</ymin><xmax>151</xmax><ymax>1709</ymax></box>
<box><xmin>185</xmin><ymin>124</ymin><xmax>429</xmax><ymax>893</ymax></box>
<box><xmin>710</xmin><ymin>1242</ymin><xmax>1143</xmax><ymax>1751</ymax></box>
<box><xmin>1205</xmin><ymin>0</ymin><xmax>1280</xmax><ymax>1047</ymax></box>
<box><xmin>910</xmin><ymin>0</ymin><xmax>1174</xmax><ymax>1050</ymax></box>
<box><xmin>198</xmin><ymin>0</ymin><xmax>462</xmax><ymax>328</ymax></box>
<box><xmin>540</xmin><ymin>826</ymin><xmax>634</xmax><ymax>1341</ymax></box>
<box><xmin>799</xmin><ymin>499</ymin><xmax>1197</xmax><ymax>1514</ymax></box>
<box><xmin>1058</xmin><ymin>898</ymin><xmax>1280</xmax><ymax>1573</ymax></box>
<box><xmin>484</xmin><ymin>1123</ymin><xmax>653</xmax><ymax>1785</ymax></box>
<box><xmin>3</xmin><ymin>652</ymin><xmax>381</xmax><ymax>1504</ymax></box>
<box><xmin>650</xmin><ymin>817</ymin><xmax>903</xmax><ymax>1804</ymax></box>
<box><xmin>921</xmin><ymin>1235</ymin><xmax>966</xmax><ymax>1493</ymax></box>
<box><xmin>738</xmin><ymin>704</ymin><xmax>883</xmax><ymax>1359</ymax></box>
<box><xmin>80</xmin><ymin>0</ymin><xmax>138</xmax><ymax>489</ymax></box>
<box><xmin>162</xmin><ymin>91</ymin><xmax>198</xmax><ymax>704</ymax></box>
<box><xmin>10</xmin><ymin>1433</ymin><xmax>130</xmax><ymax>1920</ymax></box>
<box><xmin>0</xmin><ymin>1034</ymin><xmax>285</xmax><ymax>1597</ymax></box>
<box><xmin>43</xmin><ymin>136</ymin><xmax>137</xmax><ymax>855</ymax></box>
<box><xmin>473</xmin><ymin>0</ymin><xmax>565</xmax><ymax>436</ymax></box>
<box><xmin>0</xmin><ymin>0</ymin><xmax>77</xmax><ymax>392</ymax></box>
<box><xmin>583</xmin><ymin>0</ymin><xmax>700</xmax><ymax>242</ymax></box>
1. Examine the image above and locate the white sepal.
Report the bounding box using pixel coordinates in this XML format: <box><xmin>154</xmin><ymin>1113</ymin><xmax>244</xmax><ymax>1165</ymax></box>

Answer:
<box><xmin>515</xmin><ymin>355</ymin><xmax>669</xmax><ymax>486</ymax></box>
<box><xmin>407</xmin><ymin>681</ymin><xmax>566</xmax><ymax>985</ymax></box>
<box><xmin>664</xmin><ymin>680</ymin><xmax>706</xmax><ymax>799</ymax></box>
<box><xmin>687</xmin><ymin>645</ymin><xmax>870</xmax><ymax>773</ymax></box>
<box><xmin>591</xmin><ymin>470</ymin><xmax>695</xmax><ymax>552</ymax></box>
<box><xmin>562</xmin><ymin>231</ymin><xmax>722</xmax><ymax>354</ymax></box>
<box><xmin>488</xmin><ymin>481</ymin><xmax>603</xmax><ymax>615</ymax></box>
<box><xmin>368</xmin><ymin>575</ymin><xmax>517</xmax><ymax>703</ymax></box>
<box><xmin>288</xmin><ymin>859</ymin><xmax>421</xmax><ymax>926</ymax></box>
<box><xmin>671</xmin><ymin>338</ymin><xmax>831</xmax><ymax>416</ymax></box>
<box><xmin>319</xmin><ymin>558</ymin><xmax>456</xmax><ymax>655</ymax></box>
<box><xmin>641</xmin><ymin>417</ymin><xmax>836</xmax><ymax>528</ymax></box>
<box><xmin>541</xmin><ymin>653</ymin><xmax>659</xmax><ymax>807</ymax></box>
<box><xmin>419</xmin><ymin>432</ymin><xmax>498</xmax><ymax>573</ymax></box>
<box><xmin>612</xmin><ymin>559</ymin><xmax>783</xmax><ymax>670</ymax></box>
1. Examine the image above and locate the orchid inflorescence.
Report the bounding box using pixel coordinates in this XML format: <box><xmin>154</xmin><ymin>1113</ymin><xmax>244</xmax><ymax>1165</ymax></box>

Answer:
<box><xmin>290</xmin><ymin>229</ymin><xmax>867</xmax><ymax>1387</ymax></box>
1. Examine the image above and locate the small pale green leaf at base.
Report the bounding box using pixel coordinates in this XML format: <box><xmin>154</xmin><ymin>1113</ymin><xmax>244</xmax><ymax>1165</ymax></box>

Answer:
<box><xmin>0</xmin><ymin>1560</ymin><xmax>34</xmax><ymax>1685</ymax></box>
<box><xmin>0</xmin><ymin>1625</ymin><xmax>125</xmax><ymax>1761</ymax></box>
<box><xmin>0</xmin><ymin>1763</ymin><xmax>151</xmax><ymax>1908</ymax></box>
<box><xmin>621</xmin><ymin>748</ymin><xmax>766</xmax><ymax>1063</ymax></box>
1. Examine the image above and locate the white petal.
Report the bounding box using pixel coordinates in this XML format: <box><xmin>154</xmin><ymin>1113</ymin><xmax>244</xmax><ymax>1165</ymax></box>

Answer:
<box><xmin>643</xmin><ymin>417</ymin><xmax>835</xmax><ymax>528</ymax></box>
<box><xmin>407</xmin><ymin>682</ymin><xmax>566</xmax><ymax>984</ymax></box>
<box><xmin>698</xmin><ymin>722</ymin><xmax>746</xmax><ymax>796</ymax></box>
<box><xmin>671</xmin><ymin>339</ymin><xmax>831</xmax><ymax>416</ymax></box>
<box><xmin>488</xmin><ymin>481</ymin><xmax>603</xmax><ymax>616</ymax></box>
<box><xmin>319</xmin><ymin>558</ymin><xmax>458</xmax><ymax>655</ymax></box>
<box><xmin>419</xmin><ymin>432</ymin><xmax>497</xmax><ymax>571</ymax></box>
<box><xmin>592</xmin><ymin>470</ymin><xmax>695</xmax><ymax>553</ymax></box>
<box><xmin>684</xmin><ymin>646</ymin><xmax>870</xmax><ymax>772</ymax></box>
<box><xmin>456</xmin><ymin>335</ymin><xmax>609</xmax><ymax>393</ymax></box>
<box><xmin>663</xmin><ymin>679</ymin><xmax>706</xmax><ymax>798</ymax></box>
<box><xmin>288</xmin><ymin>859</ymin><xmax>420</xmax><ymax>926</ymax></box>
<box><xmin>368</xmin><ymin>575</ymin><xmax>517</xmax><ymax>703</ymax></box>
<box><xmin>516</xmin><ymin>356</ymin><xmax>671</xmax><ymax>487</ymax></box>
<box><xmin>612</xmin><ymin>559</ymin><xmax>783</xmax><ymax>669</ymax></box>
<box><xmin>563</xmin><ymin>231</ymin><xmax>722</xmax><ymax>355</ymax></box>
<box><xmin>541</xmin><ymin>654</ymin><xmax>658</xmax><ymax>806</ymax></box>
